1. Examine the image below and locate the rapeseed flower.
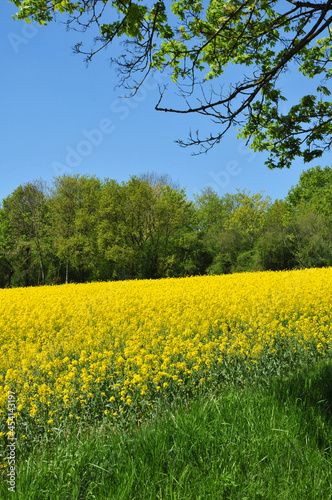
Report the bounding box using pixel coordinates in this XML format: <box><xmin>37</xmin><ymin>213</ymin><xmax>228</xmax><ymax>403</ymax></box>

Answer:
<box><xmin>0</xmin><ymin>268</ymin><xmax>331</xmax><ymax>450</ymax></box>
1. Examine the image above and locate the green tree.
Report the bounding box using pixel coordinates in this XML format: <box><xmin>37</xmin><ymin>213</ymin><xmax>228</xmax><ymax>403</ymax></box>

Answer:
<box><xmin>98</xmin><ymin>176</ymin><xmax>198</xmax><ymax>279</ymax></box>
<box><xmin>226</xmin><ymin>191</ymin><xmax>271</xmax><ymax>250</ymax></box>
<box><xmin>49</xmin><ymin>174</ymin><xmax>101</xmax><ymax>283</ymax></box>
<box><xmin>194</xmin><ymin>187</ymin><xmax>236</xmax><ymax>274</ymax></box>
<box><xmin>194</xmin><ymin>188</ymin><xmax>272</xmax><ymax>274</ymax></box>
<box><xmin>223</xmin><ymin>190</ymin><xmax>271</xmax><ymax>272</ymax></box>
<box><xmin>10</xmin><ymin>1</ymin><xmax>332</xmax><ymax>168</ymax></box>
<box><xmin>290</xmin><ymin>200</ymin><xmax>332</xmax><ymax>268</ymax></box>
<box><xmin>286</xmin><ymin>164</ymin><xmax>332</xmax><ymax>268</ymax></box>
<box><xmin>0</xmin><ymin>206</ymin><xmax>15</xmax><ymax>287</ymax></box>
<box><xmin>1</xmin><ymin>180</ymin><xmax>48</xmax><ymax>286</ymax></box>
<box><xmin>287</xmin><ymin>165</ymin><xmax>332</xmax><ymax>206</ymax></box>
<box><xmin>151</xmin><ymin>183</ymin><xmax>198</xmax><ymax>277</ymax></box>
<box><xmin>98</xmin><ymin>176</ymin><xmax>156</xmax><ymax>279</ymax></box>
<box><xmin>254</xmin><ymin>199</ymin><xmax>295</xmax><ymax>271</ymax></box>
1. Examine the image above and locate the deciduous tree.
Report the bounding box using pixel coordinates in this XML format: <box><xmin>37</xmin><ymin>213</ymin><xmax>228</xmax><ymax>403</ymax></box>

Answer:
<box><xmin>49</xmin><ymin>174</ymin><xmax>101</xmax><ymax>283</ymax></box>
<box><xmin>10</xmin><ymin>1</ymin><xmax>332</xmax><ymax>167</ymax></box>
<box><xmin>1</xmin><ymin>180</ymin><xmax>48</xmax><ymax>286</ymax></box>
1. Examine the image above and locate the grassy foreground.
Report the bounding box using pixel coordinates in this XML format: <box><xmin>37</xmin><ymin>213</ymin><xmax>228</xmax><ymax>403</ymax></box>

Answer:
<box><xmin>1</xmin><ymin>357</ymin><xmax>331</xmax><ymax>499</ymax></box>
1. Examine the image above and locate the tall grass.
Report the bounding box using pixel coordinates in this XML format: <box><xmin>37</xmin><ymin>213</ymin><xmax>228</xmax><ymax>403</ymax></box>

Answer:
<box><xmin>2</xmin><ymin>357</ymin><xmax>331</xmax><ymax>499</ymax></box>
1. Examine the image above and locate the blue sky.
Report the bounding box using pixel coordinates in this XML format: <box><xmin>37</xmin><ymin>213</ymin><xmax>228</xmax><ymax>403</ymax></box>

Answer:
<box><xmin>1</xmin><ymin>1</ymin><xmax>330</xmax><ymax>204</ymax></box>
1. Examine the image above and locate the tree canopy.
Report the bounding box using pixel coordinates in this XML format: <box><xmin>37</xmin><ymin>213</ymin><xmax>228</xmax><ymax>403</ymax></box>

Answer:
<box><xmin>9</xmin><ymin>0</ymin><xmax>332</xmax><ymax>168</ymax></box>
<box><xmin>2</xmin><ymin>168</ymin><xmax>332</xmax><ymax>287</ymax></box>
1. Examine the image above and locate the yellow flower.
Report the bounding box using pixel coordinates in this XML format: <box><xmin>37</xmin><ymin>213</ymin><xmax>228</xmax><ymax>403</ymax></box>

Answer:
<box><xmin>0</xmin><ymin>267</ymin><xmax>331</xmax><ymax>443</ymax></box>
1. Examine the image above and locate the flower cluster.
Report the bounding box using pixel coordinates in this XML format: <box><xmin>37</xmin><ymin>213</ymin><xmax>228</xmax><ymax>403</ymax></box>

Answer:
<box><xmin>0</xmin><ymin>268</ymin><xmax>331</xmax><ymax>448</ymax></box>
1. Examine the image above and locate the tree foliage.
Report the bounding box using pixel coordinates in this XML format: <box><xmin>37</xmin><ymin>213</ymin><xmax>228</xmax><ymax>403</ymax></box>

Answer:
<box><xmin>9</xmin><ymin>0</ymin><xmax>332</xmax><ymax>167</ymax></box>
<box><xmin>287</xmin><ymin>164</ymin><xmax>332</xmax><ymax>205</ymax></box>
<box><xmin>0</xmin><ymin>180</ymin><xmax>48</xmax><ymax>286</ymax></box>
<box><xmin>49</xmin><ymin>174</ymin><xmax>101</xmax><ymax>283</ymax></box>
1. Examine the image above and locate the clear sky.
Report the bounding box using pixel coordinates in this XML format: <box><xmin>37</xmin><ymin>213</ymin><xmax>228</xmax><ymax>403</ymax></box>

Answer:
<box><xmin>1</xmin><ymin>1</ymin><xmax>331</xmax><ymax>204</ymax></box>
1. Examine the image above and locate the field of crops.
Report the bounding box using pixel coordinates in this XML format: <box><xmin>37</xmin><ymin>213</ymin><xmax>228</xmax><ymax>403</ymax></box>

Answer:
<box><xmin>1</xmin><ymin>268</ymin><xmax>332</xmax><ymax>450</ymax></box>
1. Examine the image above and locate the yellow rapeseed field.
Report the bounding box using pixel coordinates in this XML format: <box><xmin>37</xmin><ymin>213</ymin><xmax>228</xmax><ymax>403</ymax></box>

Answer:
<box><xmin>0</xmin><ymin>268</ymin><xmax>331</xmax><ymax>445</ymax></box>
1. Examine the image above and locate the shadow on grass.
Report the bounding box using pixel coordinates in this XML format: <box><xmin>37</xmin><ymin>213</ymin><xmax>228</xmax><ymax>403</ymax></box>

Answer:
<box><xmin>271</xmin><ymin>357</ymin><xmax>332</xmax><ymax>452</ymax></box>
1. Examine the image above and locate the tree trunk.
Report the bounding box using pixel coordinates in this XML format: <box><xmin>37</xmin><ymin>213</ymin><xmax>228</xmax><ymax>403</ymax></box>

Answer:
<box><xmin>39</xmin><ymin>255</ymin><xmax>45</xmax><ymax>286</ymax></box>
<box><xmin>36</xmin><ymin>241</ymin><xmax>45</xmax><ymax>285</ymax></box>
<box><xmin>65</xmin><ymin>258</ymin><xmax>69</xmax><ymax>284</ymax></box>
<box><xmin>25</xmin><ymin>247</ymin><xmax>31</xmax><ymax>287</ymax></box>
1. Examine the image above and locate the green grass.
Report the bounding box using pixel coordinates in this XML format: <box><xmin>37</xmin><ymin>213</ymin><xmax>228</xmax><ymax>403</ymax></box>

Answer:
<box><xmin>2</xmin><ymin>358</ymin><xmax>332</xmax><ymax>499</ymax></box>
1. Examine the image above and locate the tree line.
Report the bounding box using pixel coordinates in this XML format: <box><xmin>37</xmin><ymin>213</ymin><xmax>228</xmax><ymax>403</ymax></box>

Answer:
<box><xmin>1</xmin><ymin>166</ymin><xmax>332</xmax><ymax>288</ymax></box>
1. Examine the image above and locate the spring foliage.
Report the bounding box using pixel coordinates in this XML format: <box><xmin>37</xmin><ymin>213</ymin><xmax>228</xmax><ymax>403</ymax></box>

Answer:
<box><xmin>9</xmin><ymin>0</ymin><xmax>332</xmax><ymax>167</ymax></box>
<box><xmin>2</xmin><ymin>168</ymin><xmax>332</xmax><ymax>287</ymax></box>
